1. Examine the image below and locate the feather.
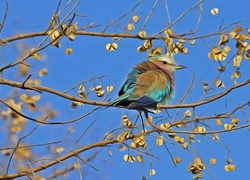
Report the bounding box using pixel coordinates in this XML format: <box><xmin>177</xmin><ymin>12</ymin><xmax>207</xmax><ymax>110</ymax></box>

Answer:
<box><xmin>110</xmin><ymin>54</ymin><xmax>184</xmax><ymax>110</ymax></box>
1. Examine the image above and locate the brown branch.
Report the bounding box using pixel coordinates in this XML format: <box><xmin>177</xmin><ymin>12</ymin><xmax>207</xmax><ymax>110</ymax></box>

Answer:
<box><xmin>0</xmin><ymin>78</ymin><xmax>249</xmax><ymax>109</ymax></box>
<box><xmin>141</xmin><ymin>0</ymin><xmax>159</xmax><ymax>31</ymax></box>
<box><xmin>0</xmin><ymin>97</ymin><xmax>100</xmax><ymax>125</ymax></box>
<box><xmin>0</xmin><ymin>2</ymin><xmax>8</xmax><ymax>32</ymax></box>
<box><xmin>158</xmin><ymin>79</ymin><xmax>250</xmax><ymax>109</ymax></box>
<box><xmin>5</xmin><ymin>125</ymin><xmax>40</xmax><ymax>175</ymax></box>
<box><xmin>46</xmin><ymin>150</ymin><xmax>101</xmax><ymax>180</ymax></box>
<box><xmin>0</xmin><ymin>29</ymin><xmax>230</xmax><ymax>47</ymax></box>
<box><xmin>0</xmin><ymin>141</ymin><xmax>61</xmax><ymax>151</ymax></box>
<box><xmin>102</xmin><ymin>0</ymin><xmax>143</xmax><ymax>33</ymax></box>
<box><xmin>153</xmin><ymin>0</ymin><xmax>203</xmax><ymax>36</ymax></box>
<box><xmin>0</xmin><ymin>139</ymin><xmax>118</xmax><ymax>179</ymax></box>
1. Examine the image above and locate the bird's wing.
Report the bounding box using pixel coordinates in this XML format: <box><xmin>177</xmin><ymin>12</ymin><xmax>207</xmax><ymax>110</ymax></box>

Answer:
<box><xmin>118</xmin><ymin>70</ymin><xmax>138</xmax><ymax>96</ymax></box>
<box><xmin>127</xmin><ymin>70</ymin><xmax>170</xmax><ymax>108</ymax></box>
<box><xmin>109</xmin><ymin>92</ymin><xmax>131</xmax><ymax>106</ymax></box>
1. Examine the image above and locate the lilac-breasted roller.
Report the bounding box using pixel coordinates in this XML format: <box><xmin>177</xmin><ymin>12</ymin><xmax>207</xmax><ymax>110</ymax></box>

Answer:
<box><xmin>110</xmin><ymin>54</ymin><xmax>185</xmax><ymax>110</ymax></box>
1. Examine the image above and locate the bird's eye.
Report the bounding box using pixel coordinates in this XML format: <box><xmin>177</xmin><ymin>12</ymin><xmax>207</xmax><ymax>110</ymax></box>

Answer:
<box><xmin>162</xmin><ymin>61</ymin><xmax>167</xmax><ymax>64</ymax></box>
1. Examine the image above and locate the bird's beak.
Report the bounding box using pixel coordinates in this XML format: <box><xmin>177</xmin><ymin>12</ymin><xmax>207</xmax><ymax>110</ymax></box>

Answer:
<box><xmin>174</xmin><ymin>64</ymin><xmax>186</xmax><ymax>70</ymax></box>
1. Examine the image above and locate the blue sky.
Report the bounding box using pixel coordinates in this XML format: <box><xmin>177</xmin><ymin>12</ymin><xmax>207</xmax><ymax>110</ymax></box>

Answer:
<box><xmin>1</xmin><ymin>0</ymin><xmax>250</xmax><ymax>179</ymax></box>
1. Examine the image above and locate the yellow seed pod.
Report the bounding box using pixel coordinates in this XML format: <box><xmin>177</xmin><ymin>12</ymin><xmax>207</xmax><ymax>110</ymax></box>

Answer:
<box><xmin>173</xmin><ymin>47</ymin><xmax>178</xmax><ymax>55</ymax></box>
<box><xmin>221</xmin><ymin>50</ymin><xmax>228</xmax><ymax>57</ymax></box>
<box><xmin>224</xmin><ymin>123</ymin><xmax>233</xmax><ymax>130</ymax></box>
<box><xmin>233</xmin><ymin>55</ymin><xmax>242</xmax><ymax>67</ymax></box>
<box><xmin>106</xmin><ymin>43</ymin><xmax>118</xmax><ymax>51</ymax></box>
<box><xmin>193</xmin><ymin>157</ymin><xmax>202</xmax><ymax>164</ymax></box>
<box><xmin>229</xmin><ymin>31</ymin><xmax>238</xmax><ymax>39</ymax></box>
<box><xmin>213</xmin><ymin>47</ymin><xmax>221</xmax><ymax>54</ymax></box>
<box><xmin>224</xmin><ymin>164</ymin><xmax>236</xmax><ymax>172</ymax></box>
<box><xmin>143</xmin><ymin>39</ymin><xmax>152</xmax><ymax>49</ymax></box>
<box><xmin>19</xmin><ymin>63</ymin><xmax>29</xmax><ymax>76</ymax></box>
<box><xmin>165</xmin><ymin>29</ymin><xmax>173</xmax><ymax>36</ymax></box>
<box><xmin>190</xmin><ymin>39</ymin><xmax>196</xmax><ymax>45</ymax></box>
<box><xmin>174</xmin><ymin>135</ymin><xmax>181</xmax><ymax>142</ymax></box>
<box><xmin>184</xmin><ymin>110</ymin><xmax>192</xmax><ymax>117</ymax></box>
<box><xmin>183</xmin><ymin>142</ymin><xmax>188</xmax><ymax>149</ymax></box>
<box><xmin>168</xmin><ymin>132</ymin><xmax>175</xmax><ymax>138</ymax></box>
<box><xmin>233</xmin><ymin>71</ymin><xmax>241</xmax><ymax>79</ymax></box>
<box><xmin>74</xmin><ymin>162</ymin><xmax>81</xmax><ymax>169</ymax></box>
<box><xmin>96</xmin><ymin>89</ymin><xmax>105</xmax><ymax>97</ymax></box>
<box><xmin>216</xmin><ymin>80</ymin><xmax>225</xmax><ymax>88</ymax></box>
<box><xmin>138</xmin><ymin>140</ymin><xmax>145</xmax><ymax>146</ymax></box>
<box><xmin>219</xmin><ymin>35</ymin><xmax>229</xmax><ymax>46</ymax></box>
<box><xmin>224</xmin><ymin>46</ymin><xmax>231</xmax><ymax>52</ymax></box>
<box><xmin>245</xmin><ymin>53</ymin><xmax>250</xmax><ymax>60</ymax></box>
<box><xmin>137</xmin><ymin>155</ymin><xmax>143</xmax><ymax>162</ymax></box>
<box><xmin>160</xmin><ymin>122</ymin><xmax>171</xmax><ymax>130</ymax></box>
<box><xmin>237</xmin><ymin>47</ymin><xmax>245</xmax><ymax>56</ymax></box>
<box><xmin>174</xmin><ymin>157</ymin><xmax>182</xmax><ymax>164</ymax></box>
<box><xmin>131</xmin><ymin>142</ymin><xmax>138</xmax><ymax>148</ymax></box>
<box><xmin>197</xmin><ymin>126</ymin><xmax>206</xmax><ymax>133</ymax></box>
<box><xmin>127</xmin><ymin>23</ymin><xmax>135</xmax><ymax>31</ymax></box>
<box><xmin>208</xmin><ymin>52</ymin><xmax>215</xmax><ymax>59</ymax></box>
<box><xmin>210</xmin><ymin>158</ymin><xmax>217</xmax><ymax>165</ymax></box>
<box><xmin>180</xmin><ymin>47</ymin><xmax>188</xmax><ymax>54</ymax></box>
<box><xmin>217</xmin><ymin>54</ymin><xmax>226</xmax><ymax>61</ymax></box>
<box><xmin>139</xmin><ymin>134</ymin><xmax>146</xmax><ymax>140</ymax></box>
<box><xmin>234</xmin><ymin>26</ymin><xmax>242</xmax><ymax>33</ymax></box>
<box><xmin>238</xmin><ymin>34</ymin><xmax>248</xmax><ymax>41</ymax></box>
<box><xmin>68</xmin><ymin>33</ymin><xmax>76</xmax><ymax>41</ymax></box>
<box><xmin>117</xmin><ymin>131</ymin><xmax>129</xmax><ymax>142</ymax></box>
<box><xmin>155</xmin><ymin>47</ymin><xmax>162</xmax><ymax>54</ymax></box>
<box><xmin>122</xmin><ymin>115</ymin><xmax>129</xmax><ymax>122</ymax></box>
<box><xmin>71</xmin><ymin>101</ymin><xmax>78</xmax><ymax>109</ymax></box>
<box><xmin>137</xmin><ymin>46</ymin><xmax>147</xmax><ymax>52</ymax></box>
<box><xmin>216</xmin><ymin>119</ymin><xmax>222</xmax><ymax>126</ymax></box>
<box><xmin>139</xmin><ymin>31</ymin><xmax>146</xmax><ymax>38</ymax></box>
<box><xmin>132</xmin><ymin>15</ymin><xmax>139</xmax><ymax>23</ymax></box>
<box><xmin>149</xmin><ymin>169</ymin><xmax>156</xmax><ymax>176</ymax></box>
<box><xmin>108</xmin><ymin>150</ymin><xmax>112</xmax><ymax>157</ymax></box>
<box><xmin>32</xmin><ymin>50</ymin><xmax>41</xmax><ymax>60</ymax></box>
<box><xmin>70</xmin><ymin>22</ymin><xmax>78</xmax><ymax>32</ymax></box>
<box><xmin>133</xmin><ymin>136</ymin><xmax>141</xmax><ymax>144</ymax></box>
<box><xmin>218</xmin><ymin>66</ymin><xmax>225</xmax><ymax>72</ymax></box>
<box><xmin>140</xmin><ymin>142</ymin><xmax>147</xmax><ymax>149</ymax></box>
<box><xmin>231</xmin><ymin>117</ymin><xmax>239</xmax><ymax>125</ymax></box>
<box><xmin>65</xmin><ymin>48</ymin><xmax>73</xmax><ymax>55</ymax></box>
<box><xmin>39</xmin><ymin>68</ymin><xmax>48</xmax><ymax>77</ymax></box>
<box><xmin>106</xmin><ymin>85</ymin><xmax>114</xmax><ymax>92</ymax></box>
<box><xmin>2</xmin><ymin>149</ymin><xmax>10</xmax><ymax>156</ymax></box>
<box><xmin>156</xmin><ymin>135</ymin><xmax>164</xmax><ymax>146</ymax></box>
<box><xmin>124</xmin><ymin>154</ymin><xmax>129</xmax><ymax>162</ymax></box>
<box><xmin>119</xmin><ymin>145</ymin><xmax>126</xmax><ymax>152</ymax></box>
<box><xmin>211</xmin><ymin>8</ymin><xmax>219</xmax><ymax>15</ymax></box>
<box><xmin>178</xmin><ymin>137</ymin><xmax>185</xmax><ymax>144</ymax></box>
<box><xmin>213</xmin><ymin>133</ymin><xmax>220</xmax><ymax>140</ymax></box>
<box><xmin>129</xmin><ymin>156</ymin><xmax>136</xmax><ymax>162</ymax></box>
<box><xmin>202</xmin><ymin>81</ymin><xmax>208</xmax><ymax>86</ymax></box>
<box><xmin>175</xmin><ymin>123</ymin><xmax>182</xmax><ymax>128</ymax></box>
<box><xmin>55</xmin><ymin>147</ymin><xmax>64</xmax><ymax>154</ymax></box>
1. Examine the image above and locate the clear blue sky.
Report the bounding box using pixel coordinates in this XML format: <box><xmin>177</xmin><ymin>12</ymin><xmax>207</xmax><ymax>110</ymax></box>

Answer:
<box><xmin>1</xmin><ymin>0</ymin><xmax>250</xmax><ymax>179</ymax></box>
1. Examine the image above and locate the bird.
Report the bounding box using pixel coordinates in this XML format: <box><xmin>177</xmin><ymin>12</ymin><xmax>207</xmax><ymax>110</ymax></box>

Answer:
<box><xmin>110</xmin><ymin>54</ymin><xmax>186</xmax><ymax>112</ymax></box>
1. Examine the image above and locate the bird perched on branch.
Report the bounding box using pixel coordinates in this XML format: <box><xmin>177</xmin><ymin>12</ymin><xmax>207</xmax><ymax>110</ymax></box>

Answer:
<box><xmin>110</xmin><ymin>54</ymin><xmax>185</xmax><ymax>112</ymax></box>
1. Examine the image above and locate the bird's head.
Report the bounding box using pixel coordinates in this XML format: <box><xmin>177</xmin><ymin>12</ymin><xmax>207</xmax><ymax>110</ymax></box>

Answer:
<box><xmin>149</xmin><ymin>54</ymin><xmax>186</xmax><ymax>72</ymax></box>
